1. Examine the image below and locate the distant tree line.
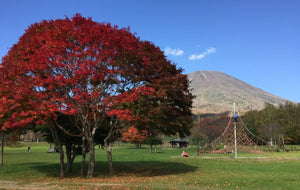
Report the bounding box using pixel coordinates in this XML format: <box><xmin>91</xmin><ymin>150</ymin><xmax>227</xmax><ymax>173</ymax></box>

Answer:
<box><xmin>242</xmin><ymin>102</ymin><xmax>300</xmax><ymax>145</ymax></box>
<box><xmin>191</xmin><ymin>113</ymin><xmax>229</xmax><ymax>146</ymax></box>
<box><xmin>191</xmin><ymin>102</ymin><xmax>300</xmax><ymax>146</ymax></box>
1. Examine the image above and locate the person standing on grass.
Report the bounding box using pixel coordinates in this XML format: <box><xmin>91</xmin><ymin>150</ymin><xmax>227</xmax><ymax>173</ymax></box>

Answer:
<box><xmin>27</xmin><ymin>146</ymin><xmax>30</xmax><ymax>152</ymax></box>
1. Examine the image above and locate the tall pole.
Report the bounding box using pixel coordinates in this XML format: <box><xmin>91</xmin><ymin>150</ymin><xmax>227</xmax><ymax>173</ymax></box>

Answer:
<box><xmin>233</xmin><ymin>102</ymin><xmax>237</xmax><ymax>159</ymax></box>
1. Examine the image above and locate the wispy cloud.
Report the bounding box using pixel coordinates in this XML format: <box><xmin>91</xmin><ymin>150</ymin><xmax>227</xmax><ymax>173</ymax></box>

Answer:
<box><xmin>189</xmin><ymin>47</ymin><xmax>216</xmax><ymax>60</ymax></box>
<box><xmin>164</xmin><ymin>47</ymin><xmax>184</xmax><ymax>56</ymax></box>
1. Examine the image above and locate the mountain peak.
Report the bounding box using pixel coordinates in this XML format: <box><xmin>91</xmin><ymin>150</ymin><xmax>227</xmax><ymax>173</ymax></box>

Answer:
<box><xmin>188</xmin><ymin>70</ymin><xmax>288</xmax><ymax>114</ymax></box>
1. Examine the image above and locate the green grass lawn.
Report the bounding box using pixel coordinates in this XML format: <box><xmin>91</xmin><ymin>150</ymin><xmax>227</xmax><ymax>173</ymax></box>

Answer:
<box><xmin>1</xmin><ymin>142</ymin><xmax>300</xmax><ymax>189</ymax></box>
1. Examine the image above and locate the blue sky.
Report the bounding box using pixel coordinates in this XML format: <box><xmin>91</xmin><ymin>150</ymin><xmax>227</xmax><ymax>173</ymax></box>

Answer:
<box><xmin>1</xmin><ymin>0</ymin><xmax>299</xmax><ymax>102</ymax></box>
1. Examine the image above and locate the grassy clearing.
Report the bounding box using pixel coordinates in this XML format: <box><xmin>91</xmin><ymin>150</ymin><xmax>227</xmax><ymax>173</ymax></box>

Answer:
<box><xmin>0</xmin><ymin>143</ymin><xmax>300</xmax><ymax>189</ymax></box>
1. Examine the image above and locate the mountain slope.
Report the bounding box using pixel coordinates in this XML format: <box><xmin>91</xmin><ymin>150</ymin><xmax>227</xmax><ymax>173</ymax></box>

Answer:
<box><xmin>188</xmin><ymin>71</ymin><xmax>288</xmax><ymax>114</ymax></box>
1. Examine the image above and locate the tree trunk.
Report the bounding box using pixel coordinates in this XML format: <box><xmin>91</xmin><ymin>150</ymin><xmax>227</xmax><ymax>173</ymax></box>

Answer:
<box><xmin>150</xmin><ymin>144</ymin><xmax>153</xmax><ymax>153</ymax></box>
<box><xmin>49</xmin><ymin>121</ymin><xmax>65</xmax><ymax>178</ymax></box>
<box><xmin>80</xmin><ymin>137</ymin><xmax>86</xmax><ymax>177</ymax></box>
<box><xmin>58</xmin><ymin>146</ymin><xmax>65</xmax><ymax>178</ymax></box>
<box><xmin>65</xmin><ymin>143</ymin><xmax>72</xmax><ymax>173</ymax></box>
<box><xmin>86</xmin><ymin>137</ymin><xmax>95</xmax><ymax>178</ymax></box>
<box><xmin>0</xmin><ymin>133</ymin><xmax>4</xmax><ymax>166</ymax></box>
<box><xmin>105</xmin><ymin>141</ymin><xmax>114</xmax><ymax>175</ymax></box>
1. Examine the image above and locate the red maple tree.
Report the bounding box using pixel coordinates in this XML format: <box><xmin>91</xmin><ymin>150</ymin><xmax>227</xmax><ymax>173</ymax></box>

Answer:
<box><xmin>0</xmin><ymin>14</ymin><xmax>154</xmax><ymax>178</ymax></box>
<box><xmin>121</xmin><ymin>126</ymin><xmax>148</xmax><ymax>148</ymax></box>
<box><xmin>0</xmin><ymin>14</ymin><xmax>194</xmax><ymax>178</ymax></box>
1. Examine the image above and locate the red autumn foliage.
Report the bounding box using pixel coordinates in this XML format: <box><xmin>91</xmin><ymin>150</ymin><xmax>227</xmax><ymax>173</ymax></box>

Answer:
<box><xmin>192</xmin><ymin>114</ymin><xmax>229</xmax><ymax>142</ymax></box>
<box><xmin>0</xmin><ymin>14</ymin><xmax>154</xmax><ymax>130</ymax></box>
<box><xmin>0</xmin><ymin>14</ymin><xmax>156</xmax><ymax>177</ymax></box>
<box><xmin>121</xmin><ymin>126</ymin><xmax>148</xmax><ymax>146</ymax></box>
<box><xmin>0</xmin><ymin>14</ymin><xmax>193</xmax><ymax>177</ymax></box>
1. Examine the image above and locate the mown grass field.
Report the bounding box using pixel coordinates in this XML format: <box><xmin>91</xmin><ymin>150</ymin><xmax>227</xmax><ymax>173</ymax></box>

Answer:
<box><xmin>1</xmin><ymin>142</ymin><xmax>300</xmax><ymax>189</ymax></box>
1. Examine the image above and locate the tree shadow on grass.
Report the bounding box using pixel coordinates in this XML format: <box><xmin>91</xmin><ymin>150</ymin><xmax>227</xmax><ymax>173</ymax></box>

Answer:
<box><xmin>110</xmin><ymin>160</ymin><xmax>197</xmax><ymax>177</ymax></box>
<box><xmin>15</xmin><ymin>160</ymin><xmax>197</xmax><ymax>178</ymax></box>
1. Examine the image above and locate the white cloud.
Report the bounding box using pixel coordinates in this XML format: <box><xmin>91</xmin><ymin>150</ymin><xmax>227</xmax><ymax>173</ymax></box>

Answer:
<box><xmin>189</xmin><ymin>47</ymin><xmax>216</xmax><ymax>60</ymax></box>
<box><xmin>164</xmin><ymin>47</ymin><xmax>184</xmax><ymax>56</ymax></box>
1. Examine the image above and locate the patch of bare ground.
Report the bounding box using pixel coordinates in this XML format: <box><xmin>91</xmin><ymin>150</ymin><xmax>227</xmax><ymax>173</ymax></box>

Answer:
<box><xmin>0</xmin><ymin>179</ymin><xmax>122</xmax><ymax>190</ymax></box>
<box><xmin>0</xmin><ymin>180</ymin><xmax>55</xmax><ymax>190</ymax></box>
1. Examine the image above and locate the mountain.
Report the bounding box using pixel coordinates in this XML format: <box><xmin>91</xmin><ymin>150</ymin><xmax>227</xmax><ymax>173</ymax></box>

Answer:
<box><xmin>188</xmin><ymin>71</ymin><xmax>288</xmax><ymax>114</ymax></box>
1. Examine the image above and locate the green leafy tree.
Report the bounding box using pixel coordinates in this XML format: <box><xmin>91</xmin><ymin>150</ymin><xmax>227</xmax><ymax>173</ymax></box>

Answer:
<box><xmin>143</xmin><ymin>137</ymin><xmax>163</xmax><ymax>153</ymax></box>
<box><xmin>130</xmin><ymin>41</ymin><xmax>194</xmax><ymax>138</ymax></box>
<box><xmin>243</xmin><ymin>102</ymin><xmax>300</xmax><ymax>146</ymax></box>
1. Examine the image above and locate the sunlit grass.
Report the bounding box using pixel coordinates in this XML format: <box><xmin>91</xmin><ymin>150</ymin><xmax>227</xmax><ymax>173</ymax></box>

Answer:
<box><xmin>0</xmin><ymin>143</ymin><xmax>300</xmax><ymax>189</ymax></box>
